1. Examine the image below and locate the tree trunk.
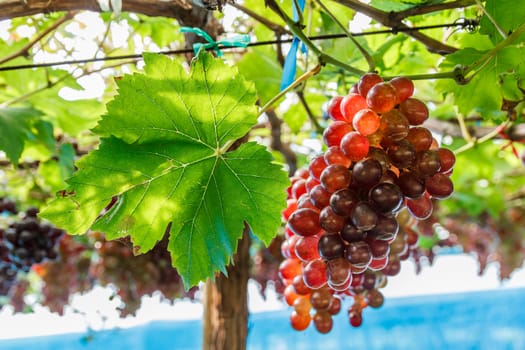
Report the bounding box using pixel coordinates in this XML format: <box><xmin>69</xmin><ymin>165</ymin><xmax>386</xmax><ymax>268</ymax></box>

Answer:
<box><xmin>202</xmin><ymin>226</ymin><xmax>251</xmax><ymax>350</ymax></box>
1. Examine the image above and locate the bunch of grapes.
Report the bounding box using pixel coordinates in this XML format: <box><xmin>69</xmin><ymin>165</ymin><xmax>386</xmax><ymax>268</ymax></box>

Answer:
<box><xmin>35</xmin><ymin>235</ymin><xmax>92</xmax><ymax>315</ymax></box>
<box><xmin>279</xmin><ymin>73</ymin><xmax>456</xmax><ymax>332</ymax></box>
<box><xmin>1</xmin><ymin>207</ymin><xmax>64</xmax><ymax>273</ymax></box>
<box><xmin>0</xmin><ymin>204</ymin><xmax>65</xmax><ymax>308</ymax></box>
<box><xmin>90</xmin><ymin>233</ymin><xmax>196</xmax><ymax>317</ymax></box>
<box><xmin>0</xmin><ymin>197</ymin><xmax>18</xmax><ymax>214</ymax></box>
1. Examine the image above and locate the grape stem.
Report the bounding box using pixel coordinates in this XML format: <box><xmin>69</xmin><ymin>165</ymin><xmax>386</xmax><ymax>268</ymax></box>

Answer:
<box><xmin>314</xmin><ymin>0</ymin><xmax>376</xmax><ymax>72</ymax></box>
<box><xmin>454</xmin><ymin>120</ymin><xmax>512</xmax><ymax>155</ymax></box>
<box><xmin>258</xmin><ymin>63</ymin><xmax>322</xmax><ymax>117</ymax></box>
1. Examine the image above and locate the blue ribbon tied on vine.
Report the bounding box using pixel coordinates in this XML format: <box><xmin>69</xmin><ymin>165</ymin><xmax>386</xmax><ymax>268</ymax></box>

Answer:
<box><xmin>180</xmin><ymin>26</ymin><xmax>251</xmax><ymax>57</ymax></box>
<box><xmin>281</xmin><ymin>0</ymin><xmax>308</xmax><ymax>90</ymax></box>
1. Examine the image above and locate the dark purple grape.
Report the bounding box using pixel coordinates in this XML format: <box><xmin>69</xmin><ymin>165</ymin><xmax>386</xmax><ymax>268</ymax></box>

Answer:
<box><xmin>425</xmin><ymin>173</ymin><xmax>453</xmax><ymax>199</ymax></box>
<box><xmin>320</xmin><ymin>164</ymin><xmax>351</xmax><ymax>193</ymax></box>
<box><xmin>367</xmin><ymin>214</ymin><xmax>399</xmax><ymax>240</ymax></box>
<box><xmin>413</xmin><ymin>150</ymin><xmax>441</xmax><ymax>178</ymax></box>
<box><xmin>330</xmin><ymin>189</ymin><xmax>359</xmax><ymax>216</ymax></box>
<box><xmin>341</xmin><ymin>222</ymin><xmax>365</xmax><ymax>243</ymax></box>
<box><xmin>362</xmin><ymin>270</ymin><xmax>377</xmax><ymax>290</ymax></box>
<box><xmin>351</xmin><ymin>202</ymin><xmax>378</xmax><ymax>231</ymax></box>
<box><xmin>318</xmin><ymin>234</ymin><xmax>346</xmax><ymax>260</ymax></box>
<box><xmin>367</xmin><ymin>289</ymin><xmax>384</xmax><ymax>308</ymax></box>
<box><xmin>396</xmin><ymin>171</ymin><xmax>425</xmax><ymax>199</ymax></box>
<box><xmin>366</xmin><ymin>236</ymin><xmax>390</xmax><ymax>259</ymax></box>
<box><xmin>352</xmin><ymin>159</ymin><xmax>383</xmax><ymax>187</ymax></box>
<box><xmin>345</xmin><ymin>241</ymin><xmax>372</xmax><ymax>267</ymax></box>
<box><xmin>387</xmin><ymin>140</ymin><xmax>415</xmax><ymax>169</ymax></box>
<box><xmin>367</xmin><ymin>147</ymin><xmax>390</xmax><ymax>172</ymax></box>
<box><xmin>319</xmin><ymin>206</ymin><xmax>345</xmax><ymax>233</ymax></box>
<box><xmin>369</xmin><ymin>182</ymin><xmax>403</xmax><ymax>213</ymax></box>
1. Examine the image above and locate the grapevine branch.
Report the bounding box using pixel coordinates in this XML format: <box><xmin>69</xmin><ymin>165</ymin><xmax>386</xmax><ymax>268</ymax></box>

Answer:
<box><xmin>314</xmin><ymin>0</ymin><xmax>375</xmax><ymax>72</ymax></box>
<box><xmin>331</xmin><ymin>0</ymin><xmax>461</xmax><ymax>54</ymax></box>
<box><xmin>0</xmin><ymin>12</ymin><xmax>74</xmax><ymax>66</ymax></box>
<box><xmin>392</xmin><ymin>0</ymin><xmax>476</xmax><ymax>21</ymax></box>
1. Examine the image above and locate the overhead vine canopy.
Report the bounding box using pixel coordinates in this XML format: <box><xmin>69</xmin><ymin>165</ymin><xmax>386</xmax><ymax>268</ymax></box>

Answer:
<box><xmin>0</xmin><ymin>0</ymin><xmax>523</xmax><ymax>342</ymax></box>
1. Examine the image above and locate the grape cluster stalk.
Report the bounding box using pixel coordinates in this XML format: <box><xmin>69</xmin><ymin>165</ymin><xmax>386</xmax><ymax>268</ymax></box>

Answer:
<box><xmin>279</xmin><ymin>73</ymin><xmax>456</xmax><ymax>332</ymax></box>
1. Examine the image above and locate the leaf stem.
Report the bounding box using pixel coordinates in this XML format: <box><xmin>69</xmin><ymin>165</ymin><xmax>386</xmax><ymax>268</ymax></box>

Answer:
<box><xmin>457</xmin><ymin>113</ymin><xmax>473</xmax><ymax>143</ymax></box>
<box><xmin>474</xmin><ymin>0</ymin><xmax>508</xmax><ymax>40</ymax></box>
<box><xmin>454</xmin><ymin>120</ymin><xmax>511</xmax><ymax>155</ymax></box>
<box><xmin>464</xmin><ymin>21</ymin><xmax>525</xmax><ymax>78</ymax></box>
<box><xmin>258</xmin><ymin>63</ymin><xmax>322</xmax><ymax>117</ymax></box>
<box><xmin>314</xmin><ymin>0</ymin><xmax>375</xmax><ymax>72</ymax></box>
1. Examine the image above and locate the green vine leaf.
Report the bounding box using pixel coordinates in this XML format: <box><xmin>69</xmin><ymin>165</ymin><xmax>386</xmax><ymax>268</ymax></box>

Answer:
<box><xmin>479</xmin><ymin>0</ymin><xmax>525</xmax><ymax>44</ymax></box>
<box><xmin>40</xmin><ymin>52</ymin><xmax>289</xmax><ymax>288</ymax></box>
<box><xmin>436</xmin><ymin>46</ymin><xmax>525</xmax><ymax>118</ymax></box>
<box><xmin>0</xmin><ymin>107</ymin><xmax>44</xmax><ymax>165</ymax></box>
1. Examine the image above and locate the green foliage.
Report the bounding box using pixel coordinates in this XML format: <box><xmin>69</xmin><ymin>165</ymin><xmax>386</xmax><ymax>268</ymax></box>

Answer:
<box><xmin>0</xmin><ymin>107</ymin><xmax>49</xmax><ymax>165</ymax></box>
<box><xmin>437</xmin><ymin>45</ymin><xmax>525</xmax><ymax>118</ymax></box>
<box><xmin>479</xmin><ymin>0</ymin><xmax>525</xmax><ymax>44</ymax></box>
<box><xmin>40</xmin><ymin>52</ymin><xmax>289</xmax><ymax>288</ymax></box>
<box><xmin>237</xmin><ymin>47</ymin><xmax>282</xmax><ymax>104</ymax></box>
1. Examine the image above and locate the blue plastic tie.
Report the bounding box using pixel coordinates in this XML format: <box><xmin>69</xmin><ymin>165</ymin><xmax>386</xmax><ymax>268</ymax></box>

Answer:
<box><xmin>280</xmin><ymin>0</ymin><xmax>308</xmax><ymax>90</ymax></box>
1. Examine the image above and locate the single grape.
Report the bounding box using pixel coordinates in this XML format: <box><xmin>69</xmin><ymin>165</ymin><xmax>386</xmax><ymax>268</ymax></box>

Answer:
<box><xmin>367</xmin><ymin>214</ymin><xmax>399</xmax><ymax>240</ymax></box>
<box><xmin>309</xmin><ymin>155</ymin><xmax>328</xmax><ymax>180</ymax></box>
<box><xmin>425</xmin><ymin>173</ymin><xmax>454</xmax><ymax>199</ymax></box>
<box><xmin>324</xmin><ymin>146</ymin><xmax>352</xmax><ymax>168</ymax></box>
<box><xmin>406</xmin><ymin>194</ymin><xmax>433</xmax><ymax>220</ymax></box>
<box><xmin>327</xmin><ymin>257</ymin><xmax>352</xmax><ymax>286</ymax></box>
<box><xmin>310</xmin><ymin>287</ymin><xmax>332</xmax><ymax>311</ymax></box>
<box><xmin>379</xmin><ymin>109</ymin><xmax>410</xmax><ymax>143</ymax></box>
<box><xmin>292</xmin><ymin>274</ymin><xmax>312</xmax><ymax>295</ymax></box>
<box><xmin>352</xmin><ymin>159</ymin><xmax>383</xmax><ymax>187</ymax></box>
<box><xmin>341</xmin><ymin>222</ymin><xmax>365</xmax><ymax>243</ymax></box>
<box><xmin>341</xmin><ymin>131</ymin><xmax>370</xmax><ymax>161</ymax></box>
<box><xmin>362</xmin><ymin>270</ymin><xmax>377</xmax><ymax>290</ymax></box>
<box><xmin>366</xmin><ymin>82</ymin><xmax>397</xmax><ymax>113</ymax></box>
<box><xmin>313</xmin><ymin>311</ymin><xmax>333</xmax><ymax>334</ymax></box>
<box><xmin>367</xmin><ymin>289</ymin><xmax>384</xmax><ymax>308</ymax></box>
<box><xmin>309</xmin><ymin>184</ymin><xmax>332</xmax><ymax>210</ymax></box>
<box><xmin>396</xmin><ymin>171</ymin><xmax>425</xmax><ymax>199</ymax></box>
<box><xmin>303</xmin><ymin>259</ymin><xmax>328</xmax><ymax>289</ymax></box>
<box><xmin>320</xmin><ymin>164</ymin><xmax>351</xmax><ymax>193</ymax></box>
<box><xmin>295</xmin><ymin>235</ymin><xmax>321</xmax><ymax>262</ymax></box>
<box><xmin>368</xmin><ymin>256</ymin><xmax>389</xmax><ymax>271</ymax></box>
<box><xmin>279</xmin><ymin>258</ymin><xmax>303</xmax><ymax>281</ymax></box>
<box><xmin>437</xmin><ymin>147</ymin><xmax>456</xmax><ymax>174</ymax></box>
<box><xmin>414</xmin><ymin>150</ymin><xmax>441</xmax><ymax>177</ymax></box>
<box><xmin>389</xmin><ymin>76</ymin><xmax>414</xmax><ymax>103</ymax></box>
<box><xmin>367</xmin><ymin>147</ymin><xmax>390</xmax><ymax>172</ymax></box>
<box><xmin>340</xmin><ymin>93</ymin><xmax>368</xmax><ymax>123</ymax></box>
<box><xmin>288</xmin><ymin>208</ymin><xmax>322</xmax><ymax>237</ymax></box>
<box><xmin>293</xmin><ymin>295</ymin><xmax>312</xmax><ymax>315</ymax></box>
<box><xmin>358</xmin><ymin>73</ymin><xmax>383</xmax><ymax>97</ymax></box>
<box><xmin>387</xmin><ymin>140</ymin><xmax>416</xmax><ymax>169</ymax></box>
<box><xmin>345</xmin><ymin>241</ymin><xmax>372</xmax><ymax>268</ymax></box>
<box><xmin>319</xmin><ymin>206</ymin><xmax>346</xmax><ymax>233</ymax></box>
<box><xmin>327</xmin><ymin>96</ymin><xmax>345</xmax><ymax>121</ymax></box>
<box><xmin>369</xmin><ymin>182</ymin><xmax>404</xmax><ymax>213</ymax></box>
<box><xmin>351</xmin><ymin>201</ymin><xmax>378</xmax><ymax>231</ymax></box>
<box><xmin>399</xmin><ymin>98</ymin><xmax>429</xmax><ymax>125</ymax></box>
<box><xmin>353</xmin><ymin>109</ymin><xmax>381</xmax><ymax>136</ymax></box>
<box><xmin>318</xmin><ymin>233</ymin><xmax>346</xmax><ymax>260</ymax></box>
<box><xmin>405</xmin><ymin>126</ymin><xmax>433</xmax><ymax>152</ymax></box>
<box><xmin>366</xmin><ymin>236</ymin><xmax>391</xmax><ymax>259</ymax></box>
<box><xmin>323</xmin><ymin>121</ymin><xmax>354</xmax><ymax>148</ymax></box>
<box><xmin>330</xmin><ymin>188</ymin><xmax>359</xmax><ymax>216</ymax></box>
<box><xmin>290</xmin><ymin>311</ymin><xmax>311</xmax><ymax>331</ymax></box>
